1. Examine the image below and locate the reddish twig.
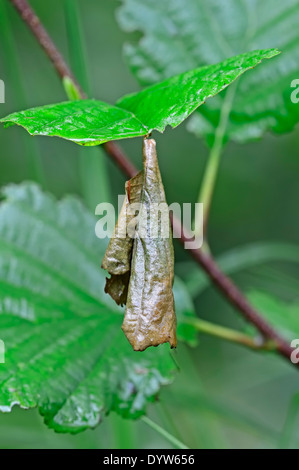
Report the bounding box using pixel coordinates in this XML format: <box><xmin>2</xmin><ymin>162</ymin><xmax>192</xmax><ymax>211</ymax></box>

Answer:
<box><xmin>10</xmin><ymin>0</ymin><xmax>84</xmax><ymax>95</ymax></box>
<box><xmin>9</xmin><ymin>0</ymin><xmax>296</xmax><ymax>366</ymax></box>
<box><xmin>171</xmin><ymin>215</ymin><xmax>294</xmax><ymax>360</ymax></box>
<box><xmin>104</xmin><ymin>141</ymin><xmax>138</xmax><ymax>178</ymax></box>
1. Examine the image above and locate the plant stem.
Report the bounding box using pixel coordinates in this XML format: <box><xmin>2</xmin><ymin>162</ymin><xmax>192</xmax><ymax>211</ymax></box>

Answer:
<box><xmin>9</xmin><ymin>0</ymin><xmax>298</xmax><ymax>368</ymax></box>
<box><xmin>158</xmin><ymin>401</ymin><xmax>186</xmax><ymax>445</ymax></box>
<box><xmin>195</xmin><ymin>83</ymin><xmax>236</xmax><ymax>238</ymax></box>
<box><xmin>9</xmin><ymin>0</ymin><xmax>83</xmax><ymax>92</ymax></box>
<box><xmin>0</xmin><ymin>0</ymin><xmax>44</xmax><ymax>184</ymax></box>
<box><xmin>64</xmin><ymin>0</ymin><xmax>111</xmax><ymax>210</ymax></box>
<box><xmin>185</xmin><ymin>317</ymin><xmax>277</xmax><ymax>351</ymax></box>
<box><xmin>110</xmin><ymin>414</ymin><xmax>135</xmax><ymax>449</ymax></box>
<box><xmin>141</xmin><ymin>416</ymin><xmax>189</xmax><ymax>449</ymax></box>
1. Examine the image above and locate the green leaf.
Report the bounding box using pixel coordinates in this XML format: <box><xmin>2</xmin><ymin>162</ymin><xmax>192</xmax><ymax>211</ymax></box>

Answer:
<box><xmin>0</xmin><ymin>50</ymin><xmax>279</xmax><ymax>145</ymax></box>
<box><xmin>117</xmin><ymin>0</ymin><xmax>299</xmax><ymax>143</ymax></box>
<box><xmin>248</xmin><ymin>291</ymin><xmax>299</xmax><ymax>342</ymax></box>
<box><xmin>117</xmin><ymin>49</ymin><xmax>279</xmax><ymax>132</ymax></box>
<box><xmin>0</xmin><ymin>100</ymin><xmax>148</xmax><ymax>146</ymax></box>
<box><xmin>0</xmin><ymin>183</ymin><xmax>198</xmax><ymax>433</ymax></box>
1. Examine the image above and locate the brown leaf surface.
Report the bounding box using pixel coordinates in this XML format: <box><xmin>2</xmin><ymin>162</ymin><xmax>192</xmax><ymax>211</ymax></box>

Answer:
<box><xmin>101</xmin><ymin>171</ymin><xmax>143</xmax><ymax>305</ymax></box>
<box><xmin>122</xmin><ymin>139</ymin><xmax>177</xmax><ymax>351</ymax></box>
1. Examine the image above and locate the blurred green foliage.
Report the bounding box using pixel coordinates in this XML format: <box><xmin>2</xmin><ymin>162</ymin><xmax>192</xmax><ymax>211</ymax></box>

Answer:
<box><xmin>0</xmin><ymin>0</ymin><xmax>299</xmax><ymax>449</ymax></box>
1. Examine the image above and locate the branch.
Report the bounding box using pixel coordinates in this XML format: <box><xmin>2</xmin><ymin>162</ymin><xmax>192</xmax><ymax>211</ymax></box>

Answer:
<box><xmin>141</xmin><ymin>416</ymin><xmax>189</xmax><ymax>450</ymax></box>
<box><xmin>171</xmin><ymin>214</ymin><xmax>294</xmax><ymax>361</ymax></box>
<box><xmin>9</xmin><ymin>0</ymin><xmax>296</xmax><ymax>366</ymax></box>
<box><xmin>10</xmin><ymin>0</ymin><xmax>84</xmax><ymax>95</ymax></box>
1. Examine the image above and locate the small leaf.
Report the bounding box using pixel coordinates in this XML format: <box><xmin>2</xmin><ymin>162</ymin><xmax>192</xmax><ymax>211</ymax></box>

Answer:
<box><xmin>62</xmin><ymin>76</ymin><xmax>81</xmax><ymax>101</ymax></box>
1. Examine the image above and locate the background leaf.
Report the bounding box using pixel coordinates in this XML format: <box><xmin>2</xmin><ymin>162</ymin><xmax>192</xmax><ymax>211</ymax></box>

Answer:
<box><xmin>117</xmin><ymin>0</ymin><xmax>299</xmax><ymax>144</ymax></box>
<box><xmin>177</xmin><ymin>242</ymin><xmax>299</xmax><ymax>299</ymax></box>
<box><xmin>0</xmin><ymin>183</ymin><xmax>195</xmax><ymax>433</ymax></box>
<box><xmin>248</xmin><ymin>291</ymin><xmax>299</xmax><ymax>342</ymax></box>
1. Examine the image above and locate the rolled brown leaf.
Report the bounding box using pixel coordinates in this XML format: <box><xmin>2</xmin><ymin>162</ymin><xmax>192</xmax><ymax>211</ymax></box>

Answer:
<box><xmin>121</xmin><ymin>139</ymin><xmax>177</xmax><ymax>351</ymax></box>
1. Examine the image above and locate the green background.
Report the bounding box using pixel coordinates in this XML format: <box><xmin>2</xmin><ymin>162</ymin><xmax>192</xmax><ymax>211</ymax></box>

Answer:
<box><xmin>0</xmin><ymin>0</ymin><xmax>299</xmax><ymax>449</ymax></box>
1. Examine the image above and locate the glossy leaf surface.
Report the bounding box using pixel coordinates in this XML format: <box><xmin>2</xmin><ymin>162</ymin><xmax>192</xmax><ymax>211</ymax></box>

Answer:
<box><xmin>0</xmin><ymin>50</ymin><xmax>279</xmax><ymax>144</ymax></box>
